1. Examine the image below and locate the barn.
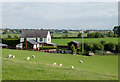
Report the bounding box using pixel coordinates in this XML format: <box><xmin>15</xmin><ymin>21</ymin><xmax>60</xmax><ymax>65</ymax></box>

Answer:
<box><xmin>67</xmin><ymin>41</ymin><xmax>79</xmax><ymax>49</ymax></box>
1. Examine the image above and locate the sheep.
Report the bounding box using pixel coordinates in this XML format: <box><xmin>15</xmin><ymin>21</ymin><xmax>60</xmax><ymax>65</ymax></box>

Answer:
<box><xmin>32</xmin><ymin>55</ymin><xmax>35</xmax><ymax>58</ymax></box>
<box><xmin>71</xmin><ymin>66</ymin><xmax>74</xmax><ymax>69</ymax></box>
<box><xmin>8</xmin><ymin>54</ymin><xmax>12</xmax><ymax>58</ymax></box>
<box><xmin>80</xmin><ymin>60</ymin><xmax>83</xmax><ymax>63</ymax></box>
<box><xmin>26</xmin><ymin>57</ymin><xmax>30</xmax><ymax>60</ymax></box>
<box><xmin>12</xmin><ymin>55</ymin><xmax>15</xmax><ymax>59</ymax></box>
<box><xmin>59</xmin><ymin>64</ymin><xmax>62</xmax><ymax>67</ymax></box>
<box><xmin>52</xmin><ymin>62</ymin><xmax>57</xmax><ymax>66</ymax></box>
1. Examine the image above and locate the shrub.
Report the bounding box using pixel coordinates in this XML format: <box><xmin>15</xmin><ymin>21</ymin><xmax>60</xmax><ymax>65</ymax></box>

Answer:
<box><xmin>2</xmin><ymin>38</ymin><xmax>20</xmax><ymax>48</ymax></box>
<box><xmin>104</xmin><ymin>43</ymin><xmax>116</xmax><ymax>52</ymax></box>
<box><xmin>71</xmin><ymin>44</ymin><xmax>76</xmax><ymax>54</ymax></box>
<box><xmin>7</xmin><ymin>35</ymin><xmax>12</xmax><ymax>38</ymax></box>
<box><xmin>84</xmin><ymin>43</ymin><xmax>94</xmax><ymax>51</ymax></box>
<box><xmin>40</xmin><ymin>46</ymin><xmax>57</xmax><ymax>50</ymax></box>
<box><xmin>93</xmin><ymin>43</ymin><xmax>104</xmax><ymax>51</ymax></box>
<box><xmin>100</xmin><ymin>41</ymin><xmax>106</xmax><ymax>45</ymax></box>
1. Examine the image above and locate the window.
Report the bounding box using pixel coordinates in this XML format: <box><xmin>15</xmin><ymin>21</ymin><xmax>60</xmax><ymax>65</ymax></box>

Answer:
<box><xmin>40</xmin><ymin>38</ymin><xmax>43</xmax><ymax>41</ymax></box>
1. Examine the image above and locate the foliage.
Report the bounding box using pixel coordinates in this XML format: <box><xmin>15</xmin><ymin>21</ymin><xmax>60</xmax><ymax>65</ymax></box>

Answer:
<box><xmin>7</xmin><ymin>35</ymin><xmax>12</xmax><ymax>39</ymax></box>
<box><xmin>2</xmin><ymin>38</ymin><xmax>20</xmax><ymax>48</ymax></box>
<box><xmin>108</xmin><ymin>31</ymin><xmax>114</xmax><ymax>37</ymax></box>
<box><xmin>93</xmin><ymin>43</ymin><xmax>104</xmax><ymax>51</ymax></box>
<box><xmin>14</xmin><ymin>35</ymin><xmax>18</xmax><ymax>38</ymax></box>
<box><xmin>40</xmin><ymin>46</ymin><xmax>57</xmax><ymax>50</ymax></box>
<box><xmin>77</xmin><ymin>32</ymin><xmax>82</xmax><ymax>38</ymax></box>
<box><xmin>87</xmin><ymin>33</ymin><xmax>95</xmax><ymax>38</ymax></box>
<box><xmin>71</xmin><ymin>44</ymin><xmax>76</xmax><ymax>54</ymax></box>
<box><xmin>100</xmin><ymin>41</ymin><xmax>106</xmax><ymax>45</ymax></box>
<box><xmin>104</xmin><ymin>43</ymin><xmax>116</xmax><ymax>52</ymax></box>
<box><xmin>84</xmin><ymin>43</ymin><xmax>94</xmax><ymax>51</ymax></box>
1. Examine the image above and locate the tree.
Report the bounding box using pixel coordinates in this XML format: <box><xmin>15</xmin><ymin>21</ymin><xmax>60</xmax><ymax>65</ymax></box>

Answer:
<box><xmin>104</xmin><ymin>43</ymin><xmax>116</xmax><ymax>52</ymax></box>
<box><xmin>95</xmin><ymin>32</ymin><xmax>101</xmax><ymax>38</ymax></box>
<box><xmin>93</xmin><ymin>43</ymin><xmax>104</xmax><ymax>50</ymax></box>
<box><xmin>77</xmin><ymin>32</ymin><xmax>82</xmax><ymax>38</ymax></box>
<box><xmin>113</xmin><ymin>26</ymin><xmax>120</xmax><ymax>36</ymax></box>
<box><xmin>14</xmin><ymin>35</ymin><xmax>18</xmax><ymax>38</ymax></box>
<box><xmin>108</xmin><ymin>31</ymin><xmax>114</xmax><ymax>37</ymax></box>
<box><xmin>51</xmin><ymin>34</ymin><xmax>54</xmax><ymax>38</ymax></box>
<box><xmin>84</xmin><ymin>43</ymin><xmax>94</xmax><ymax>51</ymax></box>
<box><xmin>87</xmin><ymin>33</ymin><xmax>95</xmax><ymax>38</ymax></box>
<box><xmin>100</xmin><ymin>41</ymin><xmax>106</xmax><ymax>45</ymax></box>
<box><xmin>113</xmin><ymin>34</ymin><xmax>118</xmax><ymax>37</ymax></box>
<box><xmin>71</xmin><ymin>44</ymin><xmax>76</xmax><ymax>55</ymax></box>
<box><xmin>7</xmin><ymin>35</ymin><xmax>12</xmax><ymax>38</ymax></box>
<box><xmin>65</xmin><ymin>33</ymin><xmax>68</xmax><ymax>38</ymax></box>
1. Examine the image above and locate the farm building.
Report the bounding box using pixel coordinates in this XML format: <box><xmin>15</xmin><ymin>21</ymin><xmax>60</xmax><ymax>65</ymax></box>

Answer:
<box><xmin>17</xmin><ymin>30</ymin><xmax>51</xmax><ymax>50</ymax></box>
<box><xmin>67</xmin><ymin>41</ymin><xmax>79</xmax><ymax>49</ymax></box>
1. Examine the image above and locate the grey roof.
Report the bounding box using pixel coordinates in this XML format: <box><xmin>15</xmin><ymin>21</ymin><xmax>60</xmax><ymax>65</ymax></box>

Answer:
<box><xmin>0</xmin><ymin>43</ymin><xmax>8</xmax><ymax>47</ymax></box>
<box><xmin>67</xmin><ymin>41</ymin><xmax>79</xmax><ymax>44</ymax></box>
<box><xmin>28</xmin><ymin>40</ymin><xmax>39</xmax><ymax>45</ymax></box>
<box><xmin>20</xmin><ymin>30</ymin><xmax>49</xmax><ymax>38</ymax></box>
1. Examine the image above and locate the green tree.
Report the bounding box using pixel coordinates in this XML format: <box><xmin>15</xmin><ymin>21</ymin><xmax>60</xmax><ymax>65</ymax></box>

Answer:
<box><xmin>7</xmin><ymin>35</ymin><xmax>12</xmax><ymax>38</ymax></box>
<box><xmin>65</xmin><ymin>33</ymin><xmax>68</xmax><ymax>38</ymax></box>
<box><xmin>77</xmin><ymin>32</ymin><xmax>82</xmax><ymax>38</ymax></box>
<box><xmin>100</xmin><ymin>41</ymin><xmax>106</xmax><ymax>45</ymax></box>
<box><xmin>14</xmin><ymin>35</ymin><xmax>18</xmax><ymax>38</ymax></box>
<box><xmin>108</xmin><ymin>31</ymin><xmax>114</xmax><ymax>37</ymax></box>
<box><xmin>104</xmin><ymin>43</ymin><xmax>116</xmax><ymax>52</ymax></box>
<box><xmin>93</xmin><ymin>43</ymin><xmax>104</xmax><ymax>50</ymax></box>
<box><xmin>71</xmin><ymin>44</ymin><xmax>76</xmax><ymax>55</ymax></box>
<box><xmin>113</xmin><ymin>34</ymin><xmax>118</xmax><ymax>37</ymax></box>
<box><xmin>95</xmin><ymin>32</ymin><xmax>101</xmax><ymax>38</ymax></box>
<box><xmin>87</xmin><ymin>33</ymin><xmax>95</xmax><ymax>38</ymax></box>
<box><xmin>85</xmin><ymin>43</ymin><xmax>94</xmax><ymax>51</ymax></box>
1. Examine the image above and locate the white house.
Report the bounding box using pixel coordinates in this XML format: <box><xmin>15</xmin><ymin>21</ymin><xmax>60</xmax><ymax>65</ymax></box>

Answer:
<box><xmin>18</xmin><ymin>30</ymin><xmax>51</xmax><ymax>50</ymax></box>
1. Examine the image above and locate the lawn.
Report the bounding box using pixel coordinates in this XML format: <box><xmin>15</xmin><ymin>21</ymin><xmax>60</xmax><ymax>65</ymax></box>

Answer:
<box><xmin>2</xmin><ymin>49</ymin><xmax>118</xmax><ymax>80</ymax></box>
<box><xmin>52</xmin><ymin>38</ymin><xmax>118</xmax><ymax>45</ymax></box>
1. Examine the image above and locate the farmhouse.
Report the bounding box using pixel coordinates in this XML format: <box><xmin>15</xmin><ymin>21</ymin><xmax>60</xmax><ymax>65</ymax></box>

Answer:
<box><xmin>17</xmin><ymin>30</ymin><xmax>51</xmax><ymax>50</ymax></box>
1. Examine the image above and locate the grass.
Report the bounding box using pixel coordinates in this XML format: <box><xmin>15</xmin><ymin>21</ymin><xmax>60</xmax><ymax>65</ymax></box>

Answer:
<box><xmin>52</xmin><ymin>38</ymin><xmax>118</xmax><ymax>45</ymax></box>
<box><xmin>2</xmin><ymin>49</ymin><xmax>118</xmax><ymax>80</ymax></box>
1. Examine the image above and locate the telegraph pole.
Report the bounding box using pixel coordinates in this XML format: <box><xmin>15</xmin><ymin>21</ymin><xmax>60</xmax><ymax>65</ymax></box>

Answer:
<box><xmin>82</xmin><ymin>30</ymin><xmax>84</xmax><ymax>54</ymax></box>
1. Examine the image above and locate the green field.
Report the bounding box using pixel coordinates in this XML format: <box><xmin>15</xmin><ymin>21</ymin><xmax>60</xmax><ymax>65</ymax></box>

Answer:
<box><xmin>2</xmin><ymin>49</ymin><xmax>118</xmax><ymax>80</ymax></box>
<box><xmin>52</xmin><ymin>38</ymin><xmax>118</xmax><ymax>45</ymax></box>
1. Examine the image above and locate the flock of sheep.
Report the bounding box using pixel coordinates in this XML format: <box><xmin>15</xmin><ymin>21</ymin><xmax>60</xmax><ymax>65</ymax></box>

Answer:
<box><xmin>7</xmin><ymin>54</ymin><xmax>83</xmax><ymax>69</ymax></box>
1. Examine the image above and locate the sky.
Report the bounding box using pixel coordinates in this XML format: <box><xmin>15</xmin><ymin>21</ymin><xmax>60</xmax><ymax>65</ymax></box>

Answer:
<box><xmin>2</xmin><ymin>2</ymin><xmax>118</xmax><ymax>30</ymax></box>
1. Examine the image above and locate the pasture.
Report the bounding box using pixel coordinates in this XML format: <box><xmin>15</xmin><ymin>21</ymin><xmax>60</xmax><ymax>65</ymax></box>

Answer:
<box><xmin>52</xmin><ymin>38</ymin><xmax>118</xmax><ymax>45</ymax></box>
<box><xmin>2</xmin><ymin>49</ymin><xmax>118</xmax><ymax>80</ymax></box>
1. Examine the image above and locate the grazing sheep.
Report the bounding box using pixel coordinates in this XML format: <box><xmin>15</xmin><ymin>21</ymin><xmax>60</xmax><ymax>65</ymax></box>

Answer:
<box><xmin>8</xmin><ymin>54</ymin><xmax>12</xmax><ymax>58</ymax></box>
<box><xmin>32</xmin><ymin>55</ymin><xmax>35</xmax><ymax>58</ymax></box>
<box><xmin>26</xmin><ymin>57</ymin><xmax>30</xmax><ymax>60</ymax></box>
<box><xmin>80</xmin><ymin>60</ymin><xmax>83</xmax><ymax>63</ymax></box>
<box><xmin>12</xmin><ymin>55</ymin><xmax>15</xmax><ymax>59</ymax></box>
<box><xmin>52</xmin><ymin>62</ymin><xmax>57</xmax><ymax>66</ymax></box>
<box><xmin>71</xmin><ymin>66</ymin><xmax>74</xmax><ymax>69</ymax></box>
<box><xmin>59</xmin><ymin>64</ymin><xmax>62</xmax><ymax>67</ymax></box>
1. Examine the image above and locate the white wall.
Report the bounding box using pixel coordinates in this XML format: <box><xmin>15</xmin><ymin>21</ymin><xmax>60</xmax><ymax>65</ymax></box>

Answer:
<box><xmin>20</xmin><ymin>38</ymin><xmax>24</xmax><ymax>42</ymax></box>
<box><xmin>46</xmin><ymin>31</ymin><xmax>51</xmax><ymax>43</ymax></box>
<box><xmin>27</xmin><ymin>38</ymin><xmax>36</xmax><ymax>41</ymax></box>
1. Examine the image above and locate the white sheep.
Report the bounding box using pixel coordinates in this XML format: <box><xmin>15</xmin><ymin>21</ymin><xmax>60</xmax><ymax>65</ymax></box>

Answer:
<box><xmin>32</xmin><ymin>55</ymin><xmax>35</xmax><ymax>58</ymax></box>
<box><xmin>80</xmin><ymin>60</ymin><xmax>83</xmax><ymax>63</ymax></box>
<box><xmin>27</xmin><ymin>57</ymin><xmax>30</xmax><ymax>60</ymax></box>
<box><xmin>52</xmin><ymin>62</ymin><xmax>57</xmax><ymax>66</ymax></box>
<box><xmin>12</xmin><ymin>55</ymin><xmax>15</xmax><ymax>59</ymax></box>
<box><xmin>59</xmin><ymin>64</ymin><xmax>62</xmax><ymax>67</ymax></box>
<box><xmin>8</xmin><ymin>54</ymin><xmax>12</xmax><ymax>58</ymax></box>
<box><xmin>71</xmin><ymin>66</ymin><xmax>74</xmax><ymax>69</ymax></box>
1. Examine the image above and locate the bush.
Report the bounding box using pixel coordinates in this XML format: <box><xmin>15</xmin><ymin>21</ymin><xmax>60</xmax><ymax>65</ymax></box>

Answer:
<box><xmin>40</xmin><ymin>46</ymin><xmax>57</xmax><ymax>50</ymax></box>
<box><xmin>84</xmin><ymin>43</ymin><xmax>94</xmax><ymax>51</ymax></box>
<box><xmin>2</xmin><ymin>38</ymin><xmax>20</xmax><ymax>48</ymax></box>
<box><xmin>93</xmin><ymin>43</ymin><xmax>104</xmax><ymax>51</ymax></box>
<box><xmin>100</xmin><ymin>41</ymin><xmax>106</xmax><ymax>45</ymax></box>
<box><xmin>71</xmin><ymin>44</ymin><xmax>76</xmax><ymax>54</ymax></box>
<box><xmin>7</xmin><ymin>35</ymin><xmax>12</xmax><ymax>38</ymax></box>
<box><xmin>104</xmin><ymin>43</ymin><xmax>116</xmax><ymax>52</ymax></box>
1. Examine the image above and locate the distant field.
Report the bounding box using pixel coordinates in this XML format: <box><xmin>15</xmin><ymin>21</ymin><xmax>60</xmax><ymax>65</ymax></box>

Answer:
<box><xmin>2</xmin><ymin>49</ymin><xmax>118</xmax><ymax>80</ymax></box>
<box><xmin>52</xmin><ymin>38</ymin><xmax>118</xmax><ymax>45</ymax></box>
<box><xmin>1</xmin><ymin>34</ymin><xmax>21</xmax><ymax>38</ymax></box>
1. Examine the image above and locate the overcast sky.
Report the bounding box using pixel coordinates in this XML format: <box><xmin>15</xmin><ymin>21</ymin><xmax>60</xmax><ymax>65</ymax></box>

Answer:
<box><xmin>2</xmin><ymin>2</ymin><xmax>118</xmax><ymax>30</ymax></box>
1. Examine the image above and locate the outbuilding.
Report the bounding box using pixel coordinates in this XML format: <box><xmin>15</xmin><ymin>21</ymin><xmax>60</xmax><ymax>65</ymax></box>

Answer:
<box><xmin>67</xmin><ymin>41</ymin><xmax>79</xmax><ymax>49</ymax></box>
